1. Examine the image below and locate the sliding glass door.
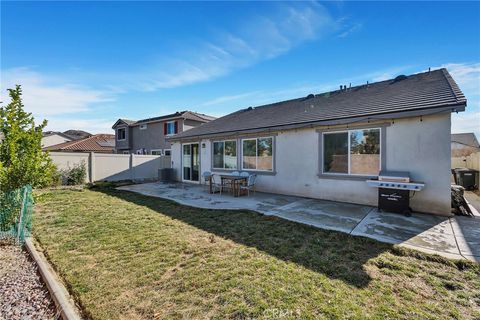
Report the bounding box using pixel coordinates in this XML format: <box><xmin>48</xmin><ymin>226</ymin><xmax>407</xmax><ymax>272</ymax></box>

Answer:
<box><xmin>182</xmin><ymin>143</ymin><xmax>199</xmax><ymax>182</ymax></box>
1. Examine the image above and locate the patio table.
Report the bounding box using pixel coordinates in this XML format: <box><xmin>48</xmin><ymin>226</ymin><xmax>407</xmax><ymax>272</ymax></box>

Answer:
<box><xmin>209</xmin><ymin>174</ymin><xmax>248</xmax><ymax>197</ymax></box>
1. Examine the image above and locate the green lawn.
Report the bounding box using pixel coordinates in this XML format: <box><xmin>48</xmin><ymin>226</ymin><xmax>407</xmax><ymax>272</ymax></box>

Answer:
<box><xmin>34</xmin><ymin>186</ymin><xmax>480</xmax><ymax>320</ymax></box>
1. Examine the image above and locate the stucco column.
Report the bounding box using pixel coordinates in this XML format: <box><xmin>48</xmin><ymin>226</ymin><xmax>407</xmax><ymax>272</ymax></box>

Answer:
<box><xmin>89</xmin><ymin>152</ymin><xmax>95</xmax><ymax>183</ymax></box>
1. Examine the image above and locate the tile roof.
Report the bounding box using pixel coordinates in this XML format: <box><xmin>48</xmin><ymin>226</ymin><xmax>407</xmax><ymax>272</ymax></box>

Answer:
<box><xmin>44</xmin><ymin>134</ymin><xmax>115</xmax><ymax>153</ymax></box>
<box><xmin>451</xmin><ymin>133</ymin><xmax>480</xmax><ymax>148</ymax></box>
<box><xmin>172</xmin><ymin>68</ymin><xmax>466</xmax><ymax>140</ymax></box>
<box><xmin>113</xmin><ymin>111</ymin><xmax>215</xmax><ymax>128</ymax></box>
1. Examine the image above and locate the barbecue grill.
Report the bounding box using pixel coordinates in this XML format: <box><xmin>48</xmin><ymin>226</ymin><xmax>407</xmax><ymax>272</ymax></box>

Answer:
<box><xmin>366</xmin><ymin>171</ymin><xmax>425</xmax><ymax>216</ymax></box>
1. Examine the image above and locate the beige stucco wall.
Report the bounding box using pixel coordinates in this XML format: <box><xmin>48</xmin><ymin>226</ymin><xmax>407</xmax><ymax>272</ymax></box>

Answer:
<box><xmin>49</xmin><ymin>152</ymin><xmax>170</xmax><ymax>183</ymax></box>
<box><xmin>171</xmin><ymin>112</ymin><xmax>452</xmax><ymax>216</ymax></box>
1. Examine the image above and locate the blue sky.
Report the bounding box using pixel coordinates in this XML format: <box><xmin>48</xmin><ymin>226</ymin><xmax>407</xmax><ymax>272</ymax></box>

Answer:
<box><xmin>1</xmin><ymin>1</ymin><xmax>479</xmax><ymax>136</ymax></box>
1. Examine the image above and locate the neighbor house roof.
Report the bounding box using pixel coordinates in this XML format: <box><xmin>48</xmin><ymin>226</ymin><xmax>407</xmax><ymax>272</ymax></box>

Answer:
<box><xmin>44</xmin><ymin>134</ymin><xmax>115</xmax><ymax>153</ymax></box>
<box><xmin>62</xmin><ymin>129</ymin><xmax>92</xmax><ymax>140</ymax></box>
<box><xmin>42</xmin><ymin>131</ymin><xmax>75</xmax><ymax>140</ymax></box>
<box><xmin>112</xmin><ymin>111</ymin><xmax>215</xmax><ymax>129</ymax></box>
<box><xmin>451</xmin><ymin>133</ymin><xmax>480</xmax><ymax>148</ymax></box>
<box><xmin>171</xmin><ymin>68</ymin><xmax>466</xmax><ymax>140</ymax></box>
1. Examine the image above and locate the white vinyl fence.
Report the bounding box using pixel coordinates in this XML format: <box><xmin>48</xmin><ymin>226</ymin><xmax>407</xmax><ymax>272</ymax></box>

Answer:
<box><xmin>452</xmin><ymin>151</ymin><xmax>480</xmax><ymax>171</ymax></box>
<box><xmin>49</xmin><ymin>152</ymin><xmax>171</xmax><ymax>183</ymax></box>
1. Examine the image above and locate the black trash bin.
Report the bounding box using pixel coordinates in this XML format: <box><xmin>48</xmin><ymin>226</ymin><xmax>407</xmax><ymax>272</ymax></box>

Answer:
<box><xmin>452</xmin><ymin>168</ymin><xmax>479</xmax><ymax>191</ymax></box>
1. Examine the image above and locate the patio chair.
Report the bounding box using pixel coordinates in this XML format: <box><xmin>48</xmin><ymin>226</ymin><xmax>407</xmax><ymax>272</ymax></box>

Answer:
<box><xmin>211</xmin><ymin>174</ymin><xmax>223</xmax><ymax>194</ymax></box>
<box><xmin>239</xmin><ymin>174</ymin><xmax>257</xmax><ymax>196</ymax></box>
<box><xmin>202</xmin><ymin>171</ymin><xmax>212</xmax><ymax>191</ymax></box>
<box><xmin>231</xmin><ymin>171</ymin><xmax>240</xmax><ymax>176</ymax></box>
<box><xmin>239</xmin><ymin>171</ymin><xmax>250</xmax><ymax>177</ymax></box>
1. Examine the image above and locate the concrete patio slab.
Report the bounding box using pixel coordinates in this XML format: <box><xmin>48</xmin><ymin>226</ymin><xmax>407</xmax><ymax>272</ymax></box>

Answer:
<box><xmin>266</xmin><ymin>198</ymin><xmax>373</xmax><ymax>233</ymax></box>
<box><xmin>118</xmin><ymin>182</ymin><xmax>479</xmax><ymax>262</ymax></box>
<box><xmin>350</xmin><ymin>210</ymin><xmax>459</xmax><ymax>256</ymax></box>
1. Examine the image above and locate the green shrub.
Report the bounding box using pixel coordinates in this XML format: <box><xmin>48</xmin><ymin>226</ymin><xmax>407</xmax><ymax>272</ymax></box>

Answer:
<box><xmin>60</xmin><ymin>161</ymin><xmax>87</xmax><ymax>185</ymax></box>
<box><xmin>0</xmin><ymin>85</ymin><xmax>57</xmax><ymax>191</ymax></box>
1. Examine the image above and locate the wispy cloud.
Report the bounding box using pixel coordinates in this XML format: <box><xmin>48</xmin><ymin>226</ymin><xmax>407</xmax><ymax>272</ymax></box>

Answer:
<box><xmin>118</xmin><ymin>2</ymin><xmax>337</xmax><ymax>91</ymax></box>
<box><xmin>452</xmin><ymin>111</ymin><xmax>480</xmax><ymax>136</ymax></box>
<box><xmin>437</xmin><ymin>62</ymin><xmax>480</xmax><ymax>94</ymax></box>
<box><xmin>0</xmin><ymin>67</ymin><xmax>113</xmax><ymax>116</ymax></box>
<box><xmin>370</xmin><ymin>66</ymin><xmax>413</xmax><ymax>82</ymax></box>
<box><xmin>198</xmin><ymin>65</ymin><xmax>414</xmax><ymax>110</ymax></box>
<box><xmin>43</xmin><ymin>117</ymin><xmax>114</xmax><ymax>134</ymax></box>
<box><xmin>337</xmin><ymin>22</ymin><xmax>362</xmax><ymax>38</ymax></box>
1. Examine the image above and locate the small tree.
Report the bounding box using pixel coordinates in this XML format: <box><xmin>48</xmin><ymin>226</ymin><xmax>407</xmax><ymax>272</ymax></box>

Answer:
<box><xmin>0</xmin><ymin>85</ymin><xmax>57</xmax><ymax>191</ymax></box>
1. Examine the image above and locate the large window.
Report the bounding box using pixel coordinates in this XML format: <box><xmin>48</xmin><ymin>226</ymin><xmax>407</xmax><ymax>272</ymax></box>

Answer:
<box><xmin>117</xmin><ymin>128</ymin><xmax>126</xmax><ymax>140</ymax></box>
<box><xmin>242</xmin><ymin>137</ymin><xmax>273</xmax><ymax>171</ymax></box>
<box><xmin>322</xmin><ymin>128</ymin><xmax>380</xmax><ymax>176</ymax></box>
<box><xmin>213</xmin><ymin>140</ymin><xmax>237</xmax><ymax>169</ymax></box>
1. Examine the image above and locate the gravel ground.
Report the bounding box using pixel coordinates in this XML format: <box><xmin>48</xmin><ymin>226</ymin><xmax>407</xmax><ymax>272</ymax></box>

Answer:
<box><xmin>0</xmin><ymin>244</ymin><xmax>57</xmax><ymax>320</ymax></box>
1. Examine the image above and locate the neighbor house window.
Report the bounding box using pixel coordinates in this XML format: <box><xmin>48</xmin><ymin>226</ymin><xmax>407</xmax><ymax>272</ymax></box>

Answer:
<box><xmin>151</xmin><ymin>149</ymin><xmax>162</xmax><ymax>155</ymax></box>
<box><xmin>213</xmin><ymin>140</ymin><xmax>237</xmax><ymax>169</ymax></box>
<box><xmin>164</xmin><ymin>149</ymin><xmax>171</xmax><ymax>156</ymax></box>
<box><xmin>242</xmin><ymin>137</ymin><xmax>273</xmax><ymax>171</ymax></box>
<box><xmin>139</xmin><ymin>124</ymin><xmax>147</xmax><ymax>130</ymax></box>
<box><xmin>117</xmin><ymin>128</ymin><xmax>126</xmax><ymax>140</ymax></box>
<box><xmin>164</xmin><ymin>121</ymin><xmax>177</xmax><ymax>135</ymax></box>
<box><xmin>322</xmin><ymin>128</ymin><xmax>380</xmax><ymax>176</ymax></box>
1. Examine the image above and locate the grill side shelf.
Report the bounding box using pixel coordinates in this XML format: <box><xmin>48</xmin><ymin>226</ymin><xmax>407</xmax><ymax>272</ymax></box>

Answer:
<box><xmin>366</xmin><ymin>179</ymin><xmax>425</xmax><ymax>191</ymax></box>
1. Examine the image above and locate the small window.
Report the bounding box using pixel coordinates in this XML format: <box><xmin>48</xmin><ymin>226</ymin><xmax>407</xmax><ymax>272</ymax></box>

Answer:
<box><xmin>139</xmin><ymin>124</ymin><xmax>147</xmax><ymax>130</ymax></box>
<box><xmin>117</xmin><ymin>128</ymin><xmax>126</xmax><ymax>140</ymax></box>
<box><xmin>122</xmin><ymin>151</ymin><xmax>129</xmax><ymax>155</ymax></box>
<box><xmin>164</xmin><ymin>149</ymin><xmax>171</xmax><ymax>156</ymax></box>
<box><xmin>241</xmin><ymin>137</ymin><xmax>273</xmax><ymax>171</ymax></box>
<box><xmin>164</xmin><ymin>121</ymin><xmax>177</xmax><ymax>135</ymax></box>
<box><xmin>322</xmin><ymin>128</ymin><xmax>381</xmax><ymax>176</ymax></box>
<box><xmin>151</xmin><ymin>149</ymin><xmax>162</xmax><ymax>155</ymax></box>
<box><xmin>213</xmin><ymin>140</ymin><xmax>237</xmax><ymax>169</ymax></box>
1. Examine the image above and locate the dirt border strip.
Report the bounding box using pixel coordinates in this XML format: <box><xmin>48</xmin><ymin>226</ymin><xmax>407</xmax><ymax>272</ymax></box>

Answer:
<box><xmin>24</xmin><ymin>238</ymin><xmax>82</xmax><ymax>320</ymax></box>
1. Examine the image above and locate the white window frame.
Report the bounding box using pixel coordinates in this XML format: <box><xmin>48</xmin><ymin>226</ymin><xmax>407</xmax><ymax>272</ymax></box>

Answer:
<box><xmin>139</xmin><ymin>124</ymin><xmax>148</xmax><ymax>130</ymax></box>
<box><xmin>212</xmin><ymin>140</ymin><xmax>237</xmax><ymax>170</ymax></box>
<box><xmin>165</xmin><ymin>121</ymin><xmax>176</xmax><ymax>136</ymax></box>
<box><xmin>151</xmin><ymin>149</ymin><xmax>162</xmax><ymax>155</ymax></box>
<box><xmin>321</xmin><ymin>128</ymin><xmax>381</xmax><ymax>176</ymax></box>
<box><xmin>241</xmin><ymin>136</ymin><xmax>274</xmax><ymax>172</ymax></box>
<box><xmin>117</xmin><ymin>127</ymin><xmax>126</xmax><ymax>141</ymax></box>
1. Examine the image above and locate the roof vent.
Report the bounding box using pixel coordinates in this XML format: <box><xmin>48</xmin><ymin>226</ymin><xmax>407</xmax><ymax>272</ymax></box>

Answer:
<box><xmin>392</xmin><ymin>75</ymin><xmax>407</xmax><ymax>83</ymax></box>
<box><xmin>303</xmin><ymin>93</ymin><xmax>315</xmax><ymax>101</ymax></box>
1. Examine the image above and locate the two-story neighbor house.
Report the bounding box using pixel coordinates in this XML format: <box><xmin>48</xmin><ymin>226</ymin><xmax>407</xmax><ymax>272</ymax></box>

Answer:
<box><xmin>112</xmin><ymin>111</ymin><xmax>215</xmax><ymax>155</ymax></box>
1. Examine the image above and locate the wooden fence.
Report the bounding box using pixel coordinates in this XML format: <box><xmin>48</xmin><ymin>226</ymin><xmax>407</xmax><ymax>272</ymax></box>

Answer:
<box><xmin>452</xmin><ymin>151</ymin><xmax>480</xmax><ymax>170</ymax></box>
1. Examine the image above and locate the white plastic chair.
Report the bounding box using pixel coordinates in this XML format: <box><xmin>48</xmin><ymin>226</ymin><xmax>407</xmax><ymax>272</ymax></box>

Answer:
<box><xmin>231</xmin><ymin>171</ymin><xmax>240</xmax><ymax>176</ymax></box>
<box><xmin>211</xmin><ymin>174</ymin><xmax>223</xmax><ymax>194</ymax></box>
<box><xmin>239</xmin><ymin>174</ymin><xmax>257</xmax><ymax>196</ymax></box>
<box><xmin>239</xmin><ymin>172</ymin><xmax>250</xmax><ymax>177</ymax></box>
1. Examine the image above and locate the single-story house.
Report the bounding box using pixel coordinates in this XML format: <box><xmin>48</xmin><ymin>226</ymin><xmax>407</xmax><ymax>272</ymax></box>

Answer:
<box><xmin>41</xmin><ymin>131</ymin><xmax>74</xmax><ymax>148</ymax></box>
<box><xmin>44</xmin><ymin>134</ymin><xmax>115</xmax><ymax>153</ymax></box>
<box><xmin>169</xmin><ymin>68</ymin><xmax>467</xmax><ymax>216</ymax></box>
<box><xmin>451</xmin><ymin>133</ymin><xmax>479</xmax><ymax>157</ymax></box>
<box><xmin>42</xmin><ymin>130</ymin><xmax>93</xmax><ymax>148</ymax></box>
<box><xmin>112</xmin><ymin>111</ymin><xmax>215</xmax><ymax>155</ymax></box>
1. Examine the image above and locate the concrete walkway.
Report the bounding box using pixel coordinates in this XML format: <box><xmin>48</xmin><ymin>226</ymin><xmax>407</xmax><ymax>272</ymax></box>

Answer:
<box><xmin>118</xmin><ymin>182</ymin><xmax>480</xmax><ymax>262</ymax></box>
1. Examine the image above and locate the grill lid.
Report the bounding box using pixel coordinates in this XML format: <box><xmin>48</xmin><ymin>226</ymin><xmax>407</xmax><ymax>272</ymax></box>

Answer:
<box><xmin>378</xmin><ymin>170</ymin><xmax>410</xmax><ymax>183</ymax></box>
